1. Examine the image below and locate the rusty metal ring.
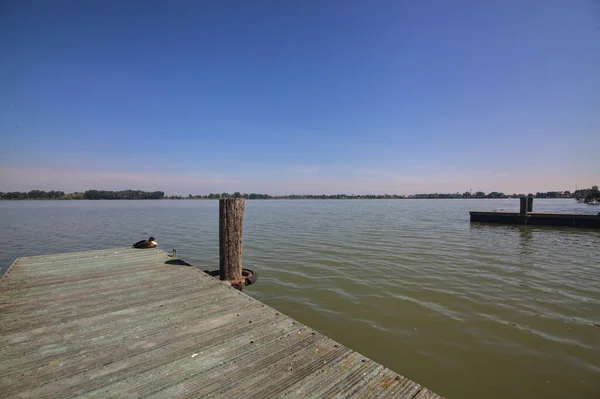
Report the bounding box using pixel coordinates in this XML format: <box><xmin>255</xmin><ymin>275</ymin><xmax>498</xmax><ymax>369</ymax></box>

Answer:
<box><xmin>203</xmin><ymin>268</ymin><xmax>258</xmax><ymax>286</ymax></box>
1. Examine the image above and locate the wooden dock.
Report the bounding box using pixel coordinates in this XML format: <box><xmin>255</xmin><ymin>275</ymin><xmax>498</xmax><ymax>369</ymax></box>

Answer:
<box><xmin>470</xmin><ymin>197</ymin><xmax>600</xmax><ymax>228</ymax></box>
<box><xmin>0</xmin><ymin>247</ymin><xmax>442</xmax><ymax>398</ymax></box>
<box><xmin>469</xmin><ymin>211</ymin><xmax>600</xmax><ymax>228</ymax></box>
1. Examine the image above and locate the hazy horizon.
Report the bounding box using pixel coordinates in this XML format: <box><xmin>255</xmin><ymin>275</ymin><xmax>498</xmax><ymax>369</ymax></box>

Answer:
<box><xmin>0</xmin><ymin>166</ymin><xmax>593</xmax><ymax>197</ymax></box>
<box><xmin>1</xmin><ymin>1</ymin><xmax>599</xmax><ymax>195</ymax></box>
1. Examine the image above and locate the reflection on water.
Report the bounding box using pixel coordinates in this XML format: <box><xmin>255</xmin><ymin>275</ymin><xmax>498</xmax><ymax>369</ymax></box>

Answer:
<box><xmin>519</xmin><ymin>226</ymin><xmax>533</xmax><ymax>244</ymax></box>
<box><xmin>0</xmin><ymin>199</ymin><xmax>599</xmax><ymax>399</ymax></box>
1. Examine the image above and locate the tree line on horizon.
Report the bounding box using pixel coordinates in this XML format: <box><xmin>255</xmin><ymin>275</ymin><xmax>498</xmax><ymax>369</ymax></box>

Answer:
<box><xmin>573</xmin><ymin>185</ymin><xmax>600</xmax><ymax>204</ymax></box>
<box><xmin>178</xmin><ymin>191</ymin><xmax>573</xmax><ymax>200</ymax></box>
<box><xmin>0</xmin><ymin>190</ymin><xmax>164</xmax><ymax>200</ymax></box>
<box><xmin>0</xmin><ymin>188</ymin><xmax>595</xmax><ymax>201</ymax></box>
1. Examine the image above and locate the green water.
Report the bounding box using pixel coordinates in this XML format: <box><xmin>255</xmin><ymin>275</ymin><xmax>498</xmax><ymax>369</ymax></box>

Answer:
<box><xmin>1</xmin><ymin>199</ymin><xmax>599</xmax><ymax>398</ymax></box>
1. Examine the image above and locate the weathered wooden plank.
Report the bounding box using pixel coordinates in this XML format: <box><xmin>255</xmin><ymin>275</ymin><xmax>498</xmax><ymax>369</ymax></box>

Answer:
<box><xmin>88</xmin><ymin>319</ymin><xmax>303</xmax><ymax>398</ymax></box>
<box><xmin>0</xmin><ymin>269</ymin><xmax>209</xmax><ymax>312</ymax></box>
<box><xmin>349</xmin><ymin>368</ymin><xmax>422</xmax><ymax>398</ymax></box>
<box><xmin>0</xmin><ymin>285</ymin><xmax>228</xmax><ymax>347</ymax></box>
<box><xmin>4</xmin><ymin>312</ymin><xmax>288</xmax><ymax>398</ymax></box>
<box><xmin>0</xmin><ymin>293</ymin><xmax>247</xmax><ymax>374</ymax></box>
<box><xmin>281</xmin><ymin>351</ymin><xmax>373</xmax><ymax>397</ymax></box>
<box><xmin>7</xmin><ymin>249</ymin><xmax>163</xmax><ymax>268</ymax></box>
<box><xmin>224</xmin><ymin>339</ymin><xmax>356</xmax><ymax>398</ymax></box>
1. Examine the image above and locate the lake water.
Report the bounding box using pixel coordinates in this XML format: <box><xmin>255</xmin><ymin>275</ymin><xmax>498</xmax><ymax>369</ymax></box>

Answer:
<box><xmin>1</xmin><ymin>199</ymin><xmax>599</xmax><ymax>398</ymax></box>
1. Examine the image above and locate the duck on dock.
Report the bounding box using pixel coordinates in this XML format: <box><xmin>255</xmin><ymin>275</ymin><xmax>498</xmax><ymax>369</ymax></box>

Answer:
<box><xmin>133</xmin><ymin>237</ymin><xmax>157</xmax><ymax>248</ymax></box>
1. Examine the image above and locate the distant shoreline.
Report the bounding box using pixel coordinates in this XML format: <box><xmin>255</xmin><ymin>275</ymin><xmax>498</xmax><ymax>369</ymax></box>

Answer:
<box><xmin>1</xmin><ymin>188</ymin><xmax>587</xmax><ymax>201</ymax></box>
<box><xmin>0</xmin><ymin>197</ymin><xmax>578</xmax><ymax>201</ymax></box>
<box><xmin>0</xmin><ymin>198</ymin><xmax>578</xmax><ymax>201</ymax></box>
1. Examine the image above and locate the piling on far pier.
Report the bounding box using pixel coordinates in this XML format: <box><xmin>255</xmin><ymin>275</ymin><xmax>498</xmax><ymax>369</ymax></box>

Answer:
<box><xmin>470</xmin><ymin>196</ymin><xmax>600</xmax><ymax>228</ymax></box>
<box><xmin>0</xmin><ymin>201</ymin><xmax>443</xmax><ymax>398</ymax></box>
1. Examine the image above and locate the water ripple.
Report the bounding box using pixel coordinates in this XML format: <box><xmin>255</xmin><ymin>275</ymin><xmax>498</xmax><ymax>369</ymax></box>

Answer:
<box><xmin>1</xmin><ymin>199</ymin><xmax>599</xmax><ymax>398</ymax></box>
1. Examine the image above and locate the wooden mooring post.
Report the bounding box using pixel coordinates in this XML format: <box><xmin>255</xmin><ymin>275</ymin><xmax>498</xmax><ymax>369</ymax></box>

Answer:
<box><xmin>219</xmin><ymin>198</ymin><xmax>245</xmax><ymax>290</ymax></box>
<box><xmin>519</xmin><ymin>196</ymin><xmax>528</xmax><ymax>215</ymax></box>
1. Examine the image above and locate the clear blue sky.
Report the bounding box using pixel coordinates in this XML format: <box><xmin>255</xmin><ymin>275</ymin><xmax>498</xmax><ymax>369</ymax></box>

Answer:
<box><xmin>1</xmin><ymin>0</ymin><xmax>599</xmax><ymax>195</ymax></box>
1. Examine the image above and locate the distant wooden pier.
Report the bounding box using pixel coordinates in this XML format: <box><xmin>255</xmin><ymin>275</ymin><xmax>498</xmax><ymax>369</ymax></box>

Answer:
<box><xmin>470</xmin><ymin>197</ymin><xmax>600</xmax><ymax>228</ymax></box>
<box><xmin>0</xmin><ymin>248</ymin><xmax>442</xmax><ymax>398</ymax></box>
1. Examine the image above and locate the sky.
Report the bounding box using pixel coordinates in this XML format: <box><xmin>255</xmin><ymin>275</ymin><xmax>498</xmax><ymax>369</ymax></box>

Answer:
<box><xmin>1</xmin><ymin>0</ymin><xmax>599</xmax><ymax>195</ymax></box>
